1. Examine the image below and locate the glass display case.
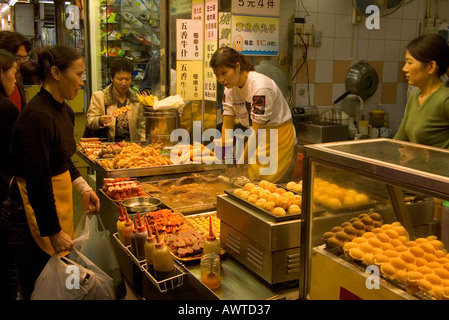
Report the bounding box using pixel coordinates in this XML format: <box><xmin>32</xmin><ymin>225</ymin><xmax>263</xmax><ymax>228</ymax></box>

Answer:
<box><xmin>299</xmin><ymin>139</ymin><xmax>449</xmax><ymax>300</ymax></box>
<box><xmin>87</xmin><ymin>0</ymin><xmax>165</xmax><ymax>95</ymax></box>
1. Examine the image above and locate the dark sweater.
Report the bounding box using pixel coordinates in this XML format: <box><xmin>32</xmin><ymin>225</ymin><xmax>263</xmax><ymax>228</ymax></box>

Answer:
<box><xmin>0</xmin><ymin>96</ymin><xmax>20</xmax><ymax>205</ymax></box>
<box><xmin>10</xmin><ymin>87</ymin><xmax>80</xmax><ymax>236</ymax></box>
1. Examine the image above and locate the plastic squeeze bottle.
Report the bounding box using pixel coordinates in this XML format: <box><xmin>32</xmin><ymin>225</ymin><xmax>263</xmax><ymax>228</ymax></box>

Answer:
<box><xmin>135</xmin><ymin>212</ymin><xmax>148</xmax><ymax>261</ymax></box>
<box><xmin>203</xmin><ymin>215</ymin><xmax>221</xmax><ymax>256</ymax></box>
<box><xmin>152</xmin><ymin>224</ymin><xmax>176</xmax><ymax>281</ymax></box>
<box><xmin>130</xmin><ymin>216</ymin><xmax>138</xmax><ymax>255</ymax></box>
<box><xmin>117</xmin><ymin>203</ymin><xmax>127</xmax><ymax>244</ymax></box>
<box><xmin>121</xmin><ymin>207</ymin><xmax>134</xmax><ymax>247</ymax></box>
<box><xmin>144</xmin><ymin>218</ymin><xmax>156</xmax><ymax>273</ymax></box>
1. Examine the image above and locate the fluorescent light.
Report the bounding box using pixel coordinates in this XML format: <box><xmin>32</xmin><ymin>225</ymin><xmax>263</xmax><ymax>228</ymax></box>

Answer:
<box><xmin>38</xmin><ymin>0</ymin><xmax>54</xmax><ymax>3</ymax></box>
<box><xmin>8</xmin><ymin>0</ymin><xmax>18</xmax><ymax>6</ymax></box>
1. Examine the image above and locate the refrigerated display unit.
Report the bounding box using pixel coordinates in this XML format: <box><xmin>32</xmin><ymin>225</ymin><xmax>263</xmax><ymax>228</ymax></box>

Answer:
<box><xmin>300</xmin><ymin>139</ymin><xmax>449</xmax><ymax>300</ymax></box>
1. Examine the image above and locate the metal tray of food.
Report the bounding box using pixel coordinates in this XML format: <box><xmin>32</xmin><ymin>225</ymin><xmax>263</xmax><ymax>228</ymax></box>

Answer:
<box><xmin>224</xmin><ymin>189</ymin><xmax>302</xmax><ymax>222</ymax></box>
<box><xmin>139</xmin><ymin>173</ymin><xmax>233</xmax><ymax>214</ymax></box>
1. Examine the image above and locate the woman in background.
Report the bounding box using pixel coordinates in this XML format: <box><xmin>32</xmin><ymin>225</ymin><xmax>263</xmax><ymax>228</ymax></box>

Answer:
<box><xmin>210</xmin><ymin>47</ymin><xmax>296</xmax><ymax>183</ymax></box>
<box><xmin>6</xmin><ymin>45</ymin><xmax>100</xmax><ymax>299</ymax></box>
<box><xmin>394</xmin><ymin>33</ymin><xmax>449</xmax><ymax>149</ymax></box>
<box><xmin>0</xmin><ymin>49</ymin><xmax>20</xmax><ymax>300</ymax></box>
<box><xmin>86</xmin><ymin>58</ymin><xmax>145</xmax><ymax>142</ymax></box>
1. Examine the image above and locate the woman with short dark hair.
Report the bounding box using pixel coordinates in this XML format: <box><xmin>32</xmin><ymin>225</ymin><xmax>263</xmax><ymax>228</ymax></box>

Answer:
<box><xmin>394</xmin><ymin>34</ymin><xmax>449</xmax><ymax>149</ymax></box>
<box><xmin>86</xmin><ymin>58</ymin><xmax>145</xmax><ymax>142</ymax></box>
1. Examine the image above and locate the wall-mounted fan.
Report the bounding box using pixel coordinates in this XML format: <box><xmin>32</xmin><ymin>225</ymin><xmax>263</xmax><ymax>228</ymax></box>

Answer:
<box><xmin>353</xmin><ymin>0</ymin><xmax>405</xmax><ymax>17</ymax></box>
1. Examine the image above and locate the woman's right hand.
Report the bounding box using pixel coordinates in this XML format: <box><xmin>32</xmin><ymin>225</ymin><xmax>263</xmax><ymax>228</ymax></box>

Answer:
<box><xmin>49</xmin><ymin>230</ymin><xmax>74</xmax><ymax>253</ymax></box>
<box><xmin>100</xmin><ymin>115</ymin><xmax>113</xmax><ymax>127</ymax></box>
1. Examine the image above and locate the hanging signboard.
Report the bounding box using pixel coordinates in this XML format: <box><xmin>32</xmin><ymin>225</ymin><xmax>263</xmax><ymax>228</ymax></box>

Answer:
<box><xmin>205</xmin><ymin>0</ymin><xmax>218</xmax><ymax>42</ymax></box>
<box><xmin>231</xmin><ymin>15</ymin><xmax>279</xmax><ymax>55</ymax></box>
<box><xmin>204</xmin><ymin>41</ymin><xmax>218</xmax><ymax>101</ymax></box>
<box><xmin>176</xmin><ymin>19</ymin><xmax>204</xmax><ymax>60</ymax></box>
<box><xmin>218</xmin><ymin>12</ymin><xmax>232</xmax><ymax>48</ymax></box>
<box><xmin>231</xmin><ymin>0</ymin><xmax>280</xmax><ymax>17</ymax></box>
<box><xmin>176</xmin><ymin>61</ymin><xmax>204</xmax><ymax>100</ymax></box>
<box><xmin>192</xmin><ymin>1</ymin><xmax>203</xmax><ymax>21</ymax></box>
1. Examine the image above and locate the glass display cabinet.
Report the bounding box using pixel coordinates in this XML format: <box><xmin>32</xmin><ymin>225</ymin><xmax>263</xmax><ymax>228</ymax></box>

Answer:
<box><xmin>299</xmin><ymin>138</ymin><xmax>449</xmax><ymax>300</ymax></box>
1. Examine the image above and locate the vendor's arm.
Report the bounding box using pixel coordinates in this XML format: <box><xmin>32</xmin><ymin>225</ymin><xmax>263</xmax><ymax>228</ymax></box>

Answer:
<box><xmin>221</xmin><ymin>115</ymin><xmax>235</xmax><ymax>142</ymax></box>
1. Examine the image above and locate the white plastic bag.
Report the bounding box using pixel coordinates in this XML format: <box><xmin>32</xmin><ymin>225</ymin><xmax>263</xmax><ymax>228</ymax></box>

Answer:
<box><xmin>72</xmin><ymin>214</ymin><xmax>125</xmax><ymax>299</ymax></box>
<box><xmin>31</xmin><ymin>249</ymin><xmax>115</xmax><ymax>300</ymax></box>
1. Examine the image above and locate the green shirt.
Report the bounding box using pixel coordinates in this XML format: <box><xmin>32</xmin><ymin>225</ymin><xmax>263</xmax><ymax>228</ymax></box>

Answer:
<box><xmin>394</xmin><ymin>85</ymin><xmax>449</xmax><ymax>149</ymax></box>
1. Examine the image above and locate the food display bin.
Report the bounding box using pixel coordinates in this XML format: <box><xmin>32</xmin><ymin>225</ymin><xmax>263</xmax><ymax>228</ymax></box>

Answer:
<box><xmin>300</xmin><ymin>139</ymin><xmax>449</xmax><ymax>300</ymax></box>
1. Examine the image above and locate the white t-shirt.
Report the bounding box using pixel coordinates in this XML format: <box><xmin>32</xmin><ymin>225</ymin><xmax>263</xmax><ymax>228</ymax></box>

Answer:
<box><xmin>222</xmin><ymin>71</ymin><xmax>292</xmax><ymax>128</ymax></box>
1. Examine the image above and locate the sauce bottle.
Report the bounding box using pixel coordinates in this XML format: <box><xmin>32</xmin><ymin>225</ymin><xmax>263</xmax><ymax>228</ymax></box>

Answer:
<box><xmin>130</xmin><ymin>216</ymin><xmax>138</xmax><ymax>255</ymax></box>
<box><xmin>121</xmin><ymin>207</ymin><xmax>134</xmax><ymax>247</ymax></box>
<box><xmin>200</xmin><ymin>252</ymin><xmax>221</xmax><ymax>289</ymax></box>
<box><xmin>144</xmin><ymin>218</ymin><xmax>156</xmax><ymax>273</ymax></box>
<box><xmin>134</xmin><ymin>212</ymin><xmax>148</xmax><ymax>261</ymax></box>
<box><xmin>203</xmin><ymin>215</ymin><xmax>221</xmax><ymax>256</ymax></box>
<box><xmin>152</xmin><ymin>224</ymin><xmax>176</xmax><ymax>281</ymax></box>
<box><xmin>117</xmin><ymin>203</ymin><xmax>127</xmax><ymax>244</ymax></box>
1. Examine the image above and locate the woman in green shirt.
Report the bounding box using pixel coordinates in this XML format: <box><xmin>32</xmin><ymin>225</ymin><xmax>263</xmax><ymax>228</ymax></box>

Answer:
<box><xmin>394</xmin><ymin>34</ymin><xmax>449</xmax><ymax>149</ymax></box>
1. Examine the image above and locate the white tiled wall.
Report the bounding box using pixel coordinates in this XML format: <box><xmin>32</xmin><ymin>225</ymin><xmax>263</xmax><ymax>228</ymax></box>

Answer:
<box><xmin>292</xmin><ymin>0</ymin><xmax>449</xmax><ymax>133</ymax></box>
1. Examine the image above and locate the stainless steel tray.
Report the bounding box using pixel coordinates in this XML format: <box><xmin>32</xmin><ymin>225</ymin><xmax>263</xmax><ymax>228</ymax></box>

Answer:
<box><xmin>76</xmin><ymin>148</ymin><xmax>229</xmax><ymax>178</ymax></box>
<box><xmin>224</xmin><ymin>189</ymin><xmax>301</xmax><ymax>222</ymax></box>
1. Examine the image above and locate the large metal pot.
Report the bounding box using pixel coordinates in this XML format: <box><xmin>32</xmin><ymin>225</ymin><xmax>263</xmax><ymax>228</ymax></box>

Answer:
<box><xmin>333</xmin><ymin>60</ymin><xmax>379</xmax><ymax>104</ymax></box>
<box><xmin>143</xmin><ymin>106</ymin><xmax>180</xmax><ymax>146</ymax></box>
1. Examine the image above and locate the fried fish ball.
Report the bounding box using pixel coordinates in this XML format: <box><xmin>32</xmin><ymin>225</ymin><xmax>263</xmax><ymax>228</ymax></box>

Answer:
<box><xmin>287</xmin><ymin>204</ymin><xmax>301</xmax><ymax>215</ymax></box>
<box><xmin>243</xmin><ymin>182</ymin><xmax>255</xmax><ymax>191</ymax></box>
<box><xmin>263</xmin><ymin>201</ymin><xmax>276</xmax><ymax>211</ymax></box>
<box><xmin>255</xmin><ymin>198</ymin><xmax>268</xmax><ymax>208</ymax></box>
<box><xmin>248</xmin><ymin>194</ymin><xmax>259</xmax><ymax>204</ymax></box>
<box><xmin>267</xmin><ymin>193</ymin><xmax>280</xmax><ymax>203</ymax></box>
<box><xmin>240</xmin><ymin>191</ymin><xmax>251</xmax><ymax>200</ymax></box>
<box><xmin>291</xmin><ymin>195</ymin><xmax>302</xmax><ymax>206</ymax></box>
<box><xmin>343</xmin><ymin>195</ymin><xmax>356</xmax><ymax>207</ymax></box>
<box><xmin>355</xmin><ymin>193</ymin><xmax>370</xmax><ymax>205</ymax></box>
<box><xmin>272</xmin><ymin>207</ymin><xmax>286</xmax><ymax>216</ymax></box>
<box><xmin>234</xmin><ymin>188</ymin><xmax>244</xmax><ymax>196</ymax></box>
<box><xmin>275</xmin><ymin>188</ymin><xmax>287</xmax><ymax>195</ymax></box>
<box><xmin>251</xmin><ymin>186</ymin><xmax>264</xmax><ymax>196</ymax></box>
<box><xmin>276</xmin><ymin>196</ymin><xmax>291</xmax><ymax>209</ymax></box>
<box><xmin>259</xmin><ymin>180</ymin><xmax>269</xmax><ymax>189</ymax></box>
<box><xmin>286</xmin><ymin>181</ymin><xmax>297</xmax><ymax>190</ymax></box>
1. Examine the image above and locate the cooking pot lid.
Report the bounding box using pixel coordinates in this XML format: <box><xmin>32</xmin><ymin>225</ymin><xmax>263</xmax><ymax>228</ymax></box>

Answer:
<box><xmin>345</xmin><ymin>60</ymin><xmax>378</xmax><ymax>101</ymax></box>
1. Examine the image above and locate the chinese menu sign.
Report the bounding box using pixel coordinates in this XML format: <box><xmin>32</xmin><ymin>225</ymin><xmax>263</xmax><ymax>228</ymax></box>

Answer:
<box><xmin>219</xmin><ymin>12</ymin><xmax>232</xmax><ymax>48</ymax></box>
<box><xmin>205</xmin><ymin>0</ymin><xmax>218</xmax><ymax>42</ymax></box>
<box><xmin>176</xmin><ymin>19</ymin><xmax>203</xmax><ymax>60</ymax></box>
<box><xmin>231</xmin><ymin>0</ymin><xmax>280</xmax><ymax>17</ymax></box>
<box><xmin>176</xmin><ymin>61</ymin><xmax>204</xmax><ymax>100</ymax></box>
<box><xmin>231</xmin><ymin>15</ymin><xmax>279</xmax><ymax>55</ymax></box>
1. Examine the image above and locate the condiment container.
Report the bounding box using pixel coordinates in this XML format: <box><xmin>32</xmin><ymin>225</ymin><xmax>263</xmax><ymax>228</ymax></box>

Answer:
<box><xmin>121</xmin><ymin>207</ymin><xmax>134</xmax><ymax>246</ymax></box>
<box><xmin>144</xmin><ymin>218</ymin><xmax>156</xmax><ymax>273</ymax></box>
<box><xmin>152</xmin><ymin>223</ymin><xmax>176</xmax><ymax>281</ymax></box>
<box><xmin>117</xmin><ymin>203</ymin><xmax>127</xmax><ymax>244</ymax></box>
<box><xmin>134</xmin><ymin>212</ymin><xmax>148</xmax><ymax>261</ymax></box>
<box><xmin>203</xmin><ymin>215</ymin><xmax>221</xmax><ymax>256</ymax></box>
<box><xmin>201</xmin><ymin>252</ymin><xmax>221</xmax><ymax>289</ymax></box>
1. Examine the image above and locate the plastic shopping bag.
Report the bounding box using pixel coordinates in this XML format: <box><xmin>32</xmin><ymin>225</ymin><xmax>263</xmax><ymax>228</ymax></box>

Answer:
<box><xmin>72</xmin><ymin>214</ymin><xmax>125</xmax><ymax>299</ymax></box>
<box><xmin>31</xmin><ymin>249</ymin><xmax>115</xmax><ymax>300</ymax></box>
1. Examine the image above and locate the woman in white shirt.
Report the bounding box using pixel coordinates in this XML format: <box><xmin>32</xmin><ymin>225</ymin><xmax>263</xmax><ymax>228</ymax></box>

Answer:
<box><xmin>210</xmin><ymin>47</ymin><xmax>295</xmax><ymax>183</ymax></box>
